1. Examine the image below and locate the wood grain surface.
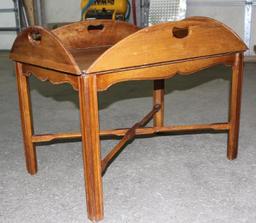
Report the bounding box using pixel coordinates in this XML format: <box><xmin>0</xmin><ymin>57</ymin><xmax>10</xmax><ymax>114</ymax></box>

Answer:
<box><xmin>10</xmin><ymin>26</ymin><xmax>81</xmax><ymax>74</ymax></box>
<box><xmin>53</xmin><ymin>19</ymin><xmax>139</xmax><ymax>49</ymax></box>
<box><xmin>87</xmin><ymin>17</ymin><xmax>247</xmax><ymax>74</ymax></box>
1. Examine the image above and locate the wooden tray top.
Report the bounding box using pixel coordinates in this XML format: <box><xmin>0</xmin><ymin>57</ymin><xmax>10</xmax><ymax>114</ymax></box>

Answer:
<box><xmin>10</xmin><ymin>17</ymin><xmax>247</xmax><ymax>76</ymax></box>
<box><xmin>10</xmin><ymin>17</ymin><xmax>247</xmax><ymax>91</ymax></box>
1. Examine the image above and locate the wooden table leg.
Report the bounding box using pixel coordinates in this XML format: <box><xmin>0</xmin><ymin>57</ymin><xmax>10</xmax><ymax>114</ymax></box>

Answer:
<box><xmin>227</xmin><ymin>53</ymin><xmax>244</xmax><ymax>160</ymax></box>
<box><xmin>153</xmin><ymin>79</ymin><xmax>165</xmax><ymax>127</ymax></box>
<box><xmin>78</xmin><ymin>75</ymin><xmax>104</xmax><ymax>222</ymax></box>
<box><xmin>16</xmin><ymin>63</ymin><xmax>37</xmax><ymax>175</ymax></box>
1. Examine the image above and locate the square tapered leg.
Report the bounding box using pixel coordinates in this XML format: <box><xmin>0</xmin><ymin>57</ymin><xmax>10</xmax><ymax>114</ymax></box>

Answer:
<box><xmin>78</xmin><ymin>75</ymin><xmax>104</xmax><ymax>221</ymax></box>
<box><xmin>16</xmin><ymin>63</ymin><xmax>37</xmax><ymax>175</ymax></box>
<box><xmin>227</xmin><ymin>53</ymin><xmax>244</xmax><ymax>160</ymax></box>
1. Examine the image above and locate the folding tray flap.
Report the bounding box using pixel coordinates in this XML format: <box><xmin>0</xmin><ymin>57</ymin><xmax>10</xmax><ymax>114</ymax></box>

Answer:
<box><xmin>10</xmin><ymin>26</ymin><xmax>81</xmax><ymax>75</ymax></box>
<box><xmin>88</xmin><ymin>16</ymin><xmax>248</xmax><ymax>74</ymax></box>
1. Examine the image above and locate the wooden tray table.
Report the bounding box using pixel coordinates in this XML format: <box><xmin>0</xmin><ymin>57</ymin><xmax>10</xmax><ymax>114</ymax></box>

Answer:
<box><xmin>10</xmin><ymin>17</ymin><xmax>247</xmax><ymax>222</ymax></box>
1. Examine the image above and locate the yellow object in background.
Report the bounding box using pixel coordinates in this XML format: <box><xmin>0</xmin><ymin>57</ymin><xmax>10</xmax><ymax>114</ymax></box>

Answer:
<box><xmin>81</xmin><ymin>0</ymin><xmax>128</xmax><ymax>20</ymax></box>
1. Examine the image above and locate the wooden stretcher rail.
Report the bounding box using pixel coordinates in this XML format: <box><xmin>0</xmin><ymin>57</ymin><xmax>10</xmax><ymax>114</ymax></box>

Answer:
<box><xmin>32</xmin><ymin>104</ymin><xmax>161</xmax><ymax>143</ymax></box>
<box><xmin>31</xmin><ymin>122</ymin><xmax>230</xmax><ymax>143</ymax></box>
<box><xmin>101</xmin><ymin>104</ymin><xmax>161</xmax><ymax>172</ymax></box>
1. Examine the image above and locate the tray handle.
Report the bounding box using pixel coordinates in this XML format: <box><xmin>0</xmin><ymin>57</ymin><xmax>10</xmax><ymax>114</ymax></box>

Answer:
<box><xmin>172</xmin><ymin>26</ymin><xmax>189</xmax><ymax>39</ymax></box>
<box><xmin>87</xmin><ymin>24</ymin><xmax>105</xmax><ymax>31</ymax></box>
<box><xmin>28</xmin><ymin>30</ymin><xmax>42</xmax><ymax>45</ymax></box>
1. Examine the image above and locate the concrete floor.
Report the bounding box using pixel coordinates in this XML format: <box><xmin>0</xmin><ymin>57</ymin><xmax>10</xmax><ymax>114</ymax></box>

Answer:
<box><xmin>0</xmin><ymin>51</ymin><xmax>256</xmax><ymax>223</ymax></box>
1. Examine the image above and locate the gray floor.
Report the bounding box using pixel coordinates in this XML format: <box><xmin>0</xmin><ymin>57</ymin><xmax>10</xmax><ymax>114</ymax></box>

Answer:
<box><xmin>0</xmin><ymin>51</ymin><xmax>256</xmax><ymax>223</ymax></box>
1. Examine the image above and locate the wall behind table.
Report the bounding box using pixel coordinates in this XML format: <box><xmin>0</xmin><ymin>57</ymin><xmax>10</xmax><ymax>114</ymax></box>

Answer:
<box><xmin>44</xmin><ymin>0</ymin><xmax>80</xmax><ymax>23</ymax></box>
<box><xmin>251</xmin><ymin>4</ymin><xmax>256</xmax><ymax>55</ymax></box>
<box><xmin>0</xmin><ymin>0</ymin><xmax>17</xmax><ymax>50</ymax></box>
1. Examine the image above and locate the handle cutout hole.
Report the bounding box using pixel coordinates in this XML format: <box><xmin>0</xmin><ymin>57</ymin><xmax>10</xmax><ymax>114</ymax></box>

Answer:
<box><xmin>28</xmin><ymin>32</ymin><xmax>42</xmax><ymax>44</ymax></box>
<box><xmin>172</xmin><ymin>27</ymin><xmax>189</xmax><ymax>39</ymax></box>
<box><xmin>87</xmin><ymin>24</ymin><xmax>104</xmax><ymax>31</ymax></box>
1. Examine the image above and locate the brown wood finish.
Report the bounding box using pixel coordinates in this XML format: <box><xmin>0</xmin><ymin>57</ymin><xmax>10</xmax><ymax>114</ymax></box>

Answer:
<box><xmin>87</xmin><ymin>17</ymin><xmax>247</xmax><ymax>74</ymax></box>
<box><xmin>153</xmin><ymin>80</ymin><xmax>165</xmax><ymax>127</ymax></box>
<box><xmin>53</xmin><ymin>19</ymin><xmax>139</xmax><ymax>49</ymax></box>
<box><xmin>22</xmin><ymin>64</ymin><xmax>79</xmax><ymax>90</ymax></box>
<box><xmin>9</xmin><ymin>17</ymin><xmax>247</xmax><ymax>222</ymax></box>
<box><xmin>69</xmin><ymin>46</ymin><xmax>112</xmax><ymax>72</ymax></box>
<box><xmin>78</xmin><ymin>75</ymin><xmax>103</xmax><ymax>221</ymax></box>
<box><xmin>227</xmin><ymin>53</ymin><xmax>244</xmax><ymax>160</ymax></box>
<box><xmin>10</xmin><ymin>26</ymin><xmax>81</xmax><ymax>74</ymax></box>
<box><xmin>31</xmin><ymin>122</ymin><xmax>229</xmax><ymax>143</ymax></box>
<box><xmin>95</xmin><ymin>54</ymin><xmax>236</xmax><ymax>91</ymax></box>
<box><xmin>16</xmin><ymin>63</ymin><xmax>37</xmax><ymax>174</ymax></box>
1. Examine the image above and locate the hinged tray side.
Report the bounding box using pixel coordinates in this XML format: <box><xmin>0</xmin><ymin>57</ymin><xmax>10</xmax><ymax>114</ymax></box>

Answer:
<box><xmin>10</xmin><ymin>26</ymin><xmax>81</xmax><ymax>75</ymax></box>
<box><xmin>53</xmin><ymin>19</ymin><xmax>139</xmax><ymax>49</ymax></box>
<box><xmin>87</xmin><ymin>16</ymin><xmax>248</xmax><ymax>74</ymax></box>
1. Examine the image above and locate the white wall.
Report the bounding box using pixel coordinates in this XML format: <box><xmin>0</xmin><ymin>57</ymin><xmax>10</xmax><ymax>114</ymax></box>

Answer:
<box><xmin>251</xmin><ymin>4</ymin><xmax>256</xmax><ymax>54</ymax></box>
<box><xmin>44</xmin><ymin>0</ymin><xmax>81</xmax><ymax>23</ymax></box>
<box><xmin>0</xmin><ymin>0</ymin><xmax>17</xmax><ymax>50</ymax></box>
